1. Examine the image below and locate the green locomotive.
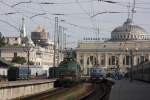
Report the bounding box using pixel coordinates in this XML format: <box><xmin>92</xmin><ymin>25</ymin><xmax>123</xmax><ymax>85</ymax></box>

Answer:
<box><xmin>54</xmin><ymin>57</ymin><xmax>81</xmax><ymax>87</ymax></box>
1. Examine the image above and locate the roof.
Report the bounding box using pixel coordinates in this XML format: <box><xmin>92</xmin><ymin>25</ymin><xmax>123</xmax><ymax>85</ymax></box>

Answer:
<box><xmin>34</xmin><ymin>25</ymin><xmax>45</xmax><ymax>32</ymax></box>
<box><xmin>111</xmin><ymin>18</ymin><xmax>147</xmax><ymax>35</ymax></box>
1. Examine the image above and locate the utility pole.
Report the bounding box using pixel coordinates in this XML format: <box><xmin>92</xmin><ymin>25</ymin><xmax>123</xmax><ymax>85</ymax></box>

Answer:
<box><xmin>63</xmin><ymin>27</ymin><xmax>67</xmax><ymax>49</ymax></box>
<box><xmin>59</xmin><ymin>26</ymin><xmax>63</xmax><ymax>61</ymax></box>
<box><xmin>27</xmin><ymin>49</ymin><xmax>30</xmax><ymax>79</ymax></box>
<box><xmin>53</xmin><ymin>17</ymin><xmax>58</xmax><ymax>67</ymax></box>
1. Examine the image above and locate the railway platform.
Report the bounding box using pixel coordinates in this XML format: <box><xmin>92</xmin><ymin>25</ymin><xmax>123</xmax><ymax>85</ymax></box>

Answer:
<box><xmin>0</xmin><ymin>79</ymin><xmax>56</xmax><ymax>88</ymax></box>
<box><xmin>109</xmin><ymin>79</ymin><xmax>150</xmax><ymax>100</ymax></box>
<box><xmin>0</xmin><ymin>79</ymin><xmax>55</xmax><ymax>100</ymax></box>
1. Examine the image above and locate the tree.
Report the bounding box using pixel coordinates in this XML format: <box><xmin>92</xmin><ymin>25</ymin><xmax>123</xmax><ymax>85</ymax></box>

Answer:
<box><xmin>29</xmin><ymin>61</ymin><xmax>34</xmax><ymax>65</ymax></box>
<box><xmin>0</xmin><ymin>32</ymin><xmax>6</xmax><ymax>47</ymax></box>
<box><xmin>11</xmin><ymin>56</ymin><xmax>26</xmax><ymax>64</ymax></box>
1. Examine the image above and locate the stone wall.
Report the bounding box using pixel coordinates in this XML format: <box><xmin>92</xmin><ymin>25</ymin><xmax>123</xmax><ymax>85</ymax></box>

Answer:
<box><xmin>0</xmin><ymin>81</ymin><xmax>54</xmax><ymax>100</ymax></box>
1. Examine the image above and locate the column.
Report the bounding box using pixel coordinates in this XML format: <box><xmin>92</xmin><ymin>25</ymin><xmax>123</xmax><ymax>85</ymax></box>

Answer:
<box><xmin>133</xmin><ymin>55</ymin><xmax>137</xmax><ymax>65</ymax></box>
<box><xmin>83</xmin><ymin>54</ymin><xmax>87</xmax><ymax>75</ymax></box>
<box><xmin>148</xmin><ymin>54</ymin><xmax>150</xmax><ymax>61</ymax></box>
<box><xmin>105</xmin><ymin>53</ymin><xmax>108</xmax><ymax>67</ymax></box>
<box><xmin>98</xmin><ymin>54</ymin><xmax>101</xmax><ymax>66</ymax></box>
<box><xmin>119</xmin><ymin>54</ymin><xmax>122</xmax><ymax>67</ymax></box>
<box><xmin>76</xmin><ymin>52</ymin><xmax>80</xmax><ymax>64</ymax></box>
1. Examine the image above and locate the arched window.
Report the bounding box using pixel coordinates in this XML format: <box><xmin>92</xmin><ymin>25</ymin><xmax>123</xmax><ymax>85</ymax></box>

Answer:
<box><xmin>131</xmin><ymin>35</ymin><xmax>133</xmax><ymax>39</ymax></box>
<box><xmin>80</xmin><ymin>56</ymin><xmax>83</xmax><ymax>65</ymax></box>
<box><xmin>123</xmin><ymin>57</ymin><xmax>125</xmax><ymax>65</ymax></box>
<box><xmin>112</xmin><ymin>56</ymin><xmax>115</xmax><ymax>65</ymax></box>
<box><xmin>90</xmin><ymin>56</ymin><xmax>94</xmax><ymax>65</ymax></box>
<box><xmin>117</xmin><ymin>35</ymin><xmax>119</xmax><ymax>39</ymax></box>
<box><xmin>87</xmin><ymin>58</ymin><xmax>90</xmax><ymax>65</ymax></box>
<box><xmin>101</xmin><ymin>59</ymin><xmax>104</xmax><ymax>65</ymax></box>
<box><xmin>109</xmin><ymin>58</ymin><xmax>111</xmax><ymax>65</ymax></box>
<box><xmin>94</xmin><ymin>57</ymin><xmax>97</xmax><ymax>65</ymax></box>
<box><xmin>137</xmin><ymin>58</ymin><xmax>140</xmax><ymax>64</ymax></box>
<box><xmin>126</xmin><ymin>56</ymin><xmax>130</xmax><ymax>65</ymax></box>
<box><xmin>120</xmin><ymin>35</ymin><xmax>122</xmax><ymax>40</ymax></box>
<box><xmin>127</xmin><ymin>35</ymin><xmax>129</xmax><ymax>39</ymax></box>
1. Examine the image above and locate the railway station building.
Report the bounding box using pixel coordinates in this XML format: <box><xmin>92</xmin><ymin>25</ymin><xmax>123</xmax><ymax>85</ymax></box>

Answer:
<box><xmin>76</xmin><ymin>18</ymin><xmax>150</xmax><ymax>75</ymax></box>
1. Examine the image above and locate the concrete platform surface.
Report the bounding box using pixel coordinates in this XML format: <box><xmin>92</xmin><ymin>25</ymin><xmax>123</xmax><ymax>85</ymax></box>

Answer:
<box><xmin>109</xmin><ymin>79</ymin><xmax>150</xmax><ymax>100</ymax></box>
<box><xmin>0</xmin><ymin>79</ymin><xmax>55</xmax><ymax>88</ymax></box>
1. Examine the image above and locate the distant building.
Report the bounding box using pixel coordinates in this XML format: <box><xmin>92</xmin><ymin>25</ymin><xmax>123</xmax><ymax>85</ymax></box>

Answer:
<box><xmin>31</xmin><ymin>25</ymin><xmax>49</xmax><ymax>46</ymax></box>
<box><xmin>5</xmin><ymin>36</ymin><xmax>21</xmax><ymax>45</ymax></box>
<box><xmin>0</xmin><ymin>17</ymin><xmax>56</xmax><ymax>71</ymax></box>
<box><xmin>0</xmin><ymin>46</ymin><xmax>54</xmax><ymax>68</ymax></box>
<box><xmin>4</xmin><ymin>17</ymin><xmax>27</xmax><ymax>45</ymax></box>
<box><xmin>76</xmin><ymin>18</ymin><xmax>150</xmax><ymax>74</ymax></box>
<box><xmin>0</xmin><ymin>59</ymin><xmax>10</xmax><ymax>77</ymax></box>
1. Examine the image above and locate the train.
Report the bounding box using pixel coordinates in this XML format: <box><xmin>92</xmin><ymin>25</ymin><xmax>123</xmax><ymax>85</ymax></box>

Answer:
<box><xmin>49</xmin><ymin>57</ymin><xmax>81</xmax><ymax>87</ymax></box>
<box><xmin>7</xmin><ymin>66</ymin><xmax>48</xmax><ymax>81</ymax></box>
<box><xmin>132</xmin><ymin>61</ymin><xmax>150</xmax><ymax>82</ymax></box>
<box><xmin>7</xmin><ymin>67</ymin><xmax>31</xmax><ymax>81</ymax></box>
<box><xmin>49</xmin><ymin>67</ymin><xmax>59</xmax><ymax>78</ymax></box>
<box><xmin>90</xmin><ymin>67</ymin><xmax>106</xmax><ymax>80</ymax></box>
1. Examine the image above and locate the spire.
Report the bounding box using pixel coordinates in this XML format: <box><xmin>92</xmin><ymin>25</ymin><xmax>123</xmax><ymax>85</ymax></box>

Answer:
<box><xmin>20</xmin><ymin>17</ymin><xmax>27</xmax><ymax>38</ymax></box>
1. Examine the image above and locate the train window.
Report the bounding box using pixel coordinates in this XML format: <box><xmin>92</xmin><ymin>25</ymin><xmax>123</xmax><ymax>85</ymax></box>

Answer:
<box><xmin>98</xmin><ymin>69</ymin><xmax>102</xmax><ymax>72</ymax></box>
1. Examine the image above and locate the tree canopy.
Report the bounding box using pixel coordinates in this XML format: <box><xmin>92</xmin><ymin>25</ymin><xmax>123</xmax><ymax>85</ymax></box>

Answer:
<box><xmin>11</xmin><ymin>56</ymin><xmax>26</xmax><ymax>64</ymax></box>
<box><xmin>0</xmin><ymin>32</ymin><xmax>6</xmax><ymax>47</ymax></box>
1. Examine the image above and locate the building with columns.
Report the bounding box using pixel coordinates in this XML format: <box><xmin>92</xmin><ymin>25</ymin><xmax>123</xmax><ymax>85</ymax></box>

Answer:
<box><xmin>76</xmin><ymin>18</ymin><xmax>150</xmax><ymax>75</ymax></box>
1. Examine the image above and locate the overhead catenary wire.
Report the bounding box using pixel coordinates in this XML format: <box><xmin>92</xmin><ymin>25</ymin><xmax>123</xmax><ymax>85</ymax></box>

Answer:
<box><xmin>11</xmin><ymin>1</ymin><xmax>32</xmax><ymax>8</ymax></box>
<box><xmin>0</xmin><ymin>0</ymin><xmax>150</xmax><ymax>38</ymax></box>
<box><xmin>0</xmin><ymin>0</ymin><xmax>42</xmax><ymax>28</ymax></box>
<box><xmin>0</xmin><ymin>19</ymin><xmax>19</xmax><ymax>31</ymax></box>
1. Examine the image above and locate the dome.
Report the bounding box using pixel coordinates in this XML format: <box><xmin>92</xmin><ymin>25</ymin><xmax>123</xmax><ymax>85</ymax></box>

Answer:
<box><xmin>111</xmin><ymin>18</ymin><xmax>148</xmax><ymax>41</ymax></box>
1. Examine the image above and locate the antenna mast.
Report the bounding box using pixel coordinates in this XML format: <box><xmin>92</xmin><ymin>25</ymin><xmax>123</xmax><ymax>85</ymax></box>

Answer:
<box><xmin>131</xmin><ymin>0</ymin><xmax>136</xmax><ymax>22</ymax></box>
<box><xmin>127</xmin><ymin>2</ymin><xmax>131</xmax><ymax>19</ymax></box>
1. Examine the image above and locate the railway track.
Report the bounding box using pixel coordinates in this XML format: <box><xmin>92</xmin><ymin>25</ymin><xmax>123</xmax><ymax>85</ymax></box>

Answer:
<box><xmin>20</xmin><ymin>79</ymin><xmax>114</xmax><ymax>100</ymax></box>
<box><xmin>21</xmin><ymin>88</ymin><xmax>69</xmax><ymax>100</ymax></box>
<box><xmin>20</xmin><ymin>83</ymin><xmax>93</xmax><ymax>100</ymax></box>
<box><xmin>80</xmin><ymin>79</ymin><xmax>114</xmax><ymax>100</ymax></box>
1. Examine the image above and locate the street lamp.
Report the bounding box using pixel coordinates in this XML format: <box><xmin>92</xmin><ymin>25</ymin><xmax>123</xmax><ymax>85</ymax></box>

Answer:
<box><xmin>24</xmin><ymin>43</ymin><xmax>33</xmax><ymax>79</ymax></box>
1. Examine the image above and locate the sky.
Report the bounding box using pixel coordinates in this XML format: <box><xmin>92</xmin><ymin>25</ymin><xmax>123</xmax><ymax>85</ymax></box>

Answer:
<box><xmin>0</xmin><ymin>0</ymin><xmax>150</xmax><ymax>48</ymax></box>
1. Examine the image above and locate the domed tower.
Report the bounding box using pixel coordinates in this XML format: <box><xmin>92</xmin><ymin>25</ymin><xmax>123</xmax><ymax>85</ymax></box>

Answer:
<box><xmin>31</xmin><ymin>25</ymin><xmax>49</xmax><ymax>46</ymax></box>
<box><xmin>111</xmin><ymin>18</ymin><xmax>148</xmax><ymax>41</ymax></box>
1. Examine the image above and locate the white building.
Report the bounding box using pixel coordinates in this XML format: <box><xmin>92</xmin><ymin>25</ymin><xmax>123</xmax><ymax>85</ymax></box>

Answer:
<box><xmin>76</xmin><ymin>18</ymin><xmax>150</xmax><ymax>74</ymax></box>
<box><xmin>0</xmin><ymin>17</ymin><xmax>56</xmax><ymax>71</ymax></box>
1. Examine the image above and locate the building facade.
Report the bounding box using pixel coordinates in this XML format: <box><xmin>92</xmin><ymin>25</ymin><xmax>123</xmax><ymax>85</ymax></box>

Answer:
<box><xmin>0</xmin><ymin>17</ymin><xmax>55</xmax><ymax>70</ymax></box>
<box><xmin>0</xmin><ymin>43</ymin><xmax>54</xmax><ymax>67</ymax></box>
<box><xmin>76</xmin><ymin>18</ymin><xmax>150</xmax><ymax>74</ymax></box>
